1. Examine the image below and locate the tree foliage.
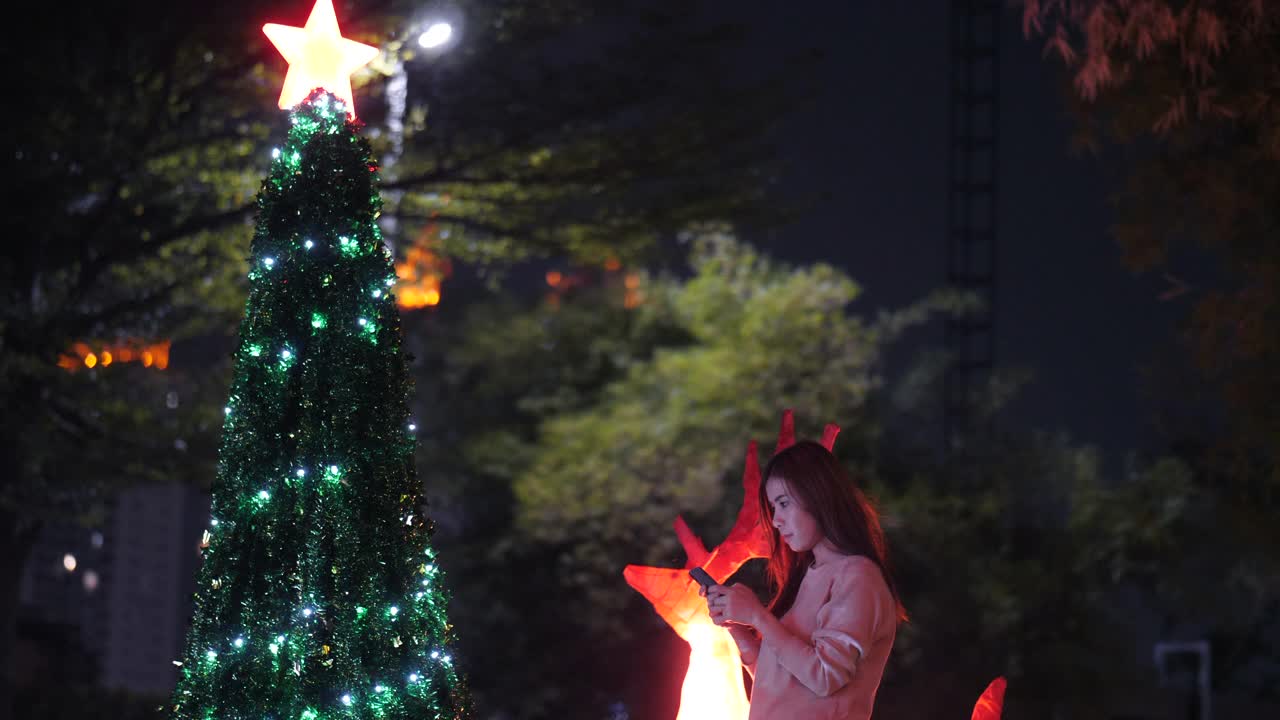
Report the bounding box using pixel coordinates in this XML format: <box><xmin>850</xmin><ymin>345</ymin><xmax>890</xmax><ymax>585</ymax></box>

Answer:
<box><xmin>377</xmin><ymin>0</ymin><xmax>800</xmax><ymax>265</ymax></box>
<box><xmin>1018</xmin><ymin>1</ymin><xmax>1280</xmax><ymax>492</ymax></box>
<box><xmin>1018</xmin><ymin>8</ymin><xmax>1280</xmax><ymax>693</ymax></box>
<box><xmin>508</xmin><ymin>235</ymin><xmax>943</xmax><ymax>613</ymax></box>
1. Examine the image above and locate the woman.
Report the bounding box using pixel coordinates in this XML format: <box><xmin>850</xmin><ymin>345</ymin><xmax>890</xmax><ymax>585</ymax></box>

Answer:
<box><xmin>703</xmin><ymin>440</ymin><xmax>907</xmax><ymax>720</ymax></box>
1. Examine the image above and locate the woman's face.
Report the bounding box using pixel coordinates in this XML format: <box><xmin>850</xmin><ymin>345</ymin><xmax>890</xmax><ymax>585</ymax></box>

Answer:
<box><xmin>765</xmin><ymin>476</ymin><xmax>823</xmax><ymax>553</ymax></box>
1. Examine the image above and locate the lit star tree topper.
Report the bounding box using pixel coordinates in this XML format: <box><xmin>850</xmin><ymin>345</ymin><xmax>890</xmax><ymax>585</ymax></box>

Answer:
<box><xmin>263</xmin><ymin>0</ymin><xmax>379</xmax><ymax>117</ymax></box>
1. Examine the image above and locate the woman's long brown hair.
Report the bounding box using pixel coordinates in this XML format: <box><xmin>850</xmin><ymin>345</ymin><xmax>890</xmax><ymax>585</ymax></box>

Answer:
<box><xmin>758</xmin><ymin>441</ymin><xmax>908</xmax><ymax>623</ymax></box>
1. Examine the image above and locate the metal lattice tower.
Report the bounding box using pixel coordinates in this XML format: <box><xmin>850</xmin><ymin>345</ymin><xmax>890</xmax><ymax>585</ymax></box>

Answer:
<box><xmin>944</xmin><ymin>0</ymin><xmax>1001</xmax><ymax>453</ymax></box>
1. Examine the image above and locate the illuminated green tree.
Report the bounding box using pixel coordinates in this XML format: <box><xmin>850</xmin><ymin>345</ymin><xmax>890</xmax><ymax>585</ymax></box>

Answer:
<box><xmin>168</xmin><ymin>91</ymin><xmax>467</xmax><ymax>719</ymax></box>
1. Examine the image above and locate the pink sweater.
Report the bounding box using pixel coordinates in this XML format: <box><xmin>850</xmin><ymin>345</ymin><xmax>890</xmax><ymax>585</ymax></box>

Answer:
<box><xmin>744</xmin><ymin>554</ymin><xmax>897</xmax><ymax>720</ymax></box>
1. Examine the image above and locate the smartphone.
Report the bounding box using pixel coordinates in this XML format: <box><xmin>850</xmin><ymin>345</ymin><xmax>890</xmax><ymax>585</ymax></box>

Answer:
<box><xmin>689</xmin><ymin>567</ymin><xmax>716</xmax><ymax>589</ymax></box>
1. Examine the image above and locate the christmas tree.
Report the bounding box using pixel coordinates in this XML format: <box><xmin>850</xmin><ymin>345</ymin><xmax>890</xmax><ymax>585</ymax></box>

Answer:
<box><xmin>169</xmin><ymin>3</ymin><xmax>468</xmax><ymax>717</ymax></box>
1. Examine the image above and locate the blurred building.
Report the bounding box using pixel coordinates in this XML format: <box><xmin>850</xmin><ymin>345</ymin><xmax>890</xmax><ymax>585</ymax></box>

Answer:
<box><xmin>18</xmin><ymin>522</ymin><xmax>109</xmax><ymax>661</ymax></box>
<box><xmin>100</xmin><ymin>483</ymin><xmax>209</xmax><ymax>694</ymax></box>
<box><xmin>17</xmin><ymin>483</ymin><xmax>209</xmax><ymax>696</ymax></box>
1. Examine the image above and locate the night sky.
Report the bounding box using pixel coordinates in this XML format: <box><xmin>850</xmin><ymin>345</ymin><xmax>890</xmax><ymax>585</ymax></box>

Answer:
<box><xmin>733</xmin><ymin>2</ymin><xmax>1183</xmax><ymax>467</ymax></box>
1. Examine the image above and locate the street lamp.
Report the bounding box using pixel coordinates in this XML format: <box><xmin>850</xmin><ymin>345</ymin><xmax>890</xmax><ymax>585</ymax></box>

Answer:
<box><xmin>418</xmin><ymin>22</ymin><xmax>452</xmax><ymax>49</ymax></box>
<box><xmin>380</xmin><ymin>16</ymin><xmax>459</xmax><ymax>253</ymax></box>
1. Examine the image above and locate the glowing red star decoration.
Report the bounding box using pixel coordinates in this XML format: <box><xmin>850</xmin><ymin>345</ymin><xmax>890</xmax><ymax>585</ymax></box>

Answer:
<box><xmin>971</xmin><ymin>676</ymin><xmax>1007</xmax><ymax>720</ymax></box>
<box><xmin>623</xmin><ymin>409</ymin><xmax>841</xmax><ymax>720</ymax></box>
<box><xmin>263</xmin><ymin>0</ymin><xmax>379</xmax><ymax>117</ymax></box>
